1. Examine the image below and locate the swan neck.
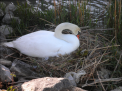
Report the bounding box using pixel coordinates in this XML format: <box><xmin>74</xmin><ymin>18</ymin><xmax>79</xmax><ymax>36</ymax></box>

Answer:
<box><xmin>54</xmin><ymin>23</ymin><xmax>73</xmax><ymax>39</ymax></box>
<box><xmin>54</xmin><ymin>27</ymin><xmax>64</xmax><ymax>39</ymax></box>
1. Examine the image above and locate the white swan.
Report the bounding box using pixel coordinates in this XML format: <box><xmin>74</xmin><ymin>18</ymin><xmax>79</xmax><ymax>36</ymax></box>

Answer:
<box><xmin>2</xmin><ymin>22</ymin><xmax>81</xmax><ymax>58</ymax></box>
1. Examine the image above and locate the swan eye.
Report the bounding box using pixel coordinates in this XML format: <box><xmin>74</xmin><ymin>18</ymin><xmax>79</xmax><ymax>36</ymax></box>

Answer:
<box><xmin>78</xmin><ymin>31</ymin><xmax>81</xmax><ymax>35</ymax></box>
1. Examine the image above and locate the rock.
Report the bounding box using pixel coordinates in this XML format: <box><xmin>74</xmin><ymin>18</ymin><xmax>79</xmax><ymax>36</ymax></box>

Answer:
<box><xmin>0</xmin><ymin>45</ymin><xmax>13</xmax><ymax>59</ymax></box>
<box><xmin>0</xmin><ymin>89</ymin><xmax>7</xmax><ymax>91</ymax></box>
<box><xmin>0</xmin><ymin>32</ymin><xmax>6</xmax><ymax>43</ymax></box>
<box><xmin>0</xmin><ymin>25</ymin><xmax>13</xmax><ymax>35</ymax></box>
<box><xmin>0</xmin><ymin>9</ymin><xmax>4</xmax><ymax>17</ymax></box>
<box><xmin>2</xmin><ymin>3</ymin><xmax>21</xmax><ymax>24</ymax></box>
<box><xmin>64</xmin><ymin>70</ymin><xmax>86</xmax><ymax>86</ymax></box>
<box><xmin>2</xmin><ymin>12</ymin><xmax>21</xmax><ymax>24</ymax></box>
<box><xmin>61</xmin><ymin>86</ymin><xmax>87</xmax><ymax>91</ymax></box>
<box><xmin>21</xmin><ymin>77</ymin><xmax>71</xmax><ymax>91</ymax></box>
<box><xmin>13</xmin><ymin>83</ymin><xmax>23</xmax><ymax>91</ymax></box>
<box><xmin>0</xmin><ymin>59</ymin><xmax>12</xmax><ymax>66</ymax></box>
<box><xmin>5</xmin><ymin>3</ymin><xmax>16</xmax><ymax>13</ymax></box>
<box><xmin>10</xmin><ymin>59</ymin><xmax>43</xmax><ymax>77</ymax></box>
<box><xmin>111</xmin><ymin>86</ymin><xmax>122</xmax><ymax>91</ymax></box>
<box><xmin>0</xmin><ymin>2</ymin><xmax>6</xmax><ymax>9</ymax></box>
<box><xmin>2</xmin><ymin>12</ymin><xmax>14</xmax><ymax>24</ymax></box>
<box><xmin>0</xmin><ymin>64</ymin><xmax>12</xmax><ymax>82</ymax></box>
<box><xmin>13</xmin><ymin>78</ymin><xmax>30</xmax><ymax>91</ymax></box>
<box><xmin>93</xmin><ymin>88</ymin><xmax>102</xmax><ymax>91</ymax></box>
<box><xmin>64</xmin><ymin>72</ymin><xmax>77</xmax><ymax>86</ymax></box>
<box><xmin>0</xmin><ymin>2</ymin><xmax>6</xmax><ymax>21</ymax></box>
<box><xmin>0</xmin><ymin>32</ymin><xmax>14</xmax><ymax>59</ymax></box>
<box><xmin>97</xmin><ymin>68</ymin><xmax>111</xmax><ymax>79</ymax></box>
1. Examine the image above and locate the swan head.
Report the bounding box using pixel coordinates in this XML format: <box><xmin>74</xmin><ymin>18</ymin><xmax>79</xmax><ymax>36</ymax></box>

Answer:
<box><xmin>55</xmin><ymin>22</ymin><xmax>81</xmax><ymax>37</ymax></box>
<box><xmin>71</xmin><ymin>25</ymin><xmax>81</xmax><ymax>35</ymax></box>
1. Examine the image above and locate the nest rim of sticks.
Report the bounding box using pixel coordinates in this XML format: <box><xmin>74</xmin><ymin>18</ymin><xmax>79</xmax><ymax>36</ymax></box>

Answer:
<box><xmin>2</xmin><ymin>26</ymin><xmax>121</xmax><ymax>89</ymax></box>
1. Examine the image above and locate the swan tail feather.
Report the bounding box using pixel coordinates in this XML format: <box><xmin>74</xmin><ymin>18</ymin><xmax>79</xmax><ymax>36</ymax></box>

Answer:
<box><xmin>2</xmin><ymin>42</ymin><xmax>14</xmax><ymax>48</ymax></box>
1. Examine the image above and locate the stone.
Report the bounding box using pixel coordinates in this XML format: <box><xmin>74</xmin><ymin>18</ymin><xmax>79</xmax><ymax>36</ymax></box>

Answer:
<box><xmin>0</xmin><ymin>25</ymin><xmax>13</xmax><ymax>35</ymax></box>
<box><xmin>13</xmin><ymin>78</ymin><xmax>29</xmax><ymax>91</ymax></box>
<box><xmin>2</xmin><ymin>3</ymin><xmax>20</xmax><ymax>24</ymax></box>
<box><xmin>2</xmin><ymin>12</ymin><xmax>21</xmax><ymax>24</ymax></box>
<box><xmin>0</xmin><ymin>59</ymin><xmax>12</xmax><ymax>66</ymax></box>
<box><xmin>0</xmin><ymin>9</ymin><xmax>4</xmax><ymax>17</ymax></box>
<box><xmin>5</xmin><ymin>3</ymin><xmax>16</xmax><ymax>13</ymax></box>
<box><xmin>61</xmin><ymin>86</ymin><xmax>87</xmax><ymax>91</ymax></box>
<box><xmin>64</xmin><ymin>72</ymin><xmax>77</xmax><ymax>86</ymax></box>
<box><xmin>0</xmin><ymin>89</ymin><xmax>7</xmax><ymax>91</ymax></box>
<box><xmin>21</xmin><ymin>77</ymin><xmax>71</xmax><ymax>91</ymax></box>
<box><xmin>10</xmin><ymin>59</ymin><xmax>43</xmax><ymax>77</ymax></box>
<box><xmin>0</xmin><ymin>64</ymin><xmax>12</xmax><ymax>82</ymax></box>
<box><xmin>0</xmin><ymin>2</ymin><xmax>6</xmax><ymax>9</ymax></box>
<box><xmin>93</xmin><ymin>88</ymin><xmax>102</xmax><ymax>91</ymax></box>
<box><xmin>2</xmin><ymin>12</ymin><xmax>14</xmax><ymax>24</ymax></box>
<box><xmin>97</xmin><ymin>68</ymin><xmax>111</xmax><ymax>79</ymax></box>
<box><xmin>111</xmin><ymin>86</ymin><xmax>122</xmax><ymax>91</ymax></box>
<box><xmin>64</xmin><ymin>70</ymin><xmax>86</xmax><ymax>86</ymax></box>
<box><xmin>0</xmin><ymin>32</ymin><xmax>14</xmax><ymax>59</ymax></box>
<box><xmin>0</xmin><ymin>32</ymin><xmax>6</xmax><ymax>43</ymax></box>
<box><xmin>0</xmin><ymin>45</ymin><xmax>13</xmax><ymax>59</ymax></box>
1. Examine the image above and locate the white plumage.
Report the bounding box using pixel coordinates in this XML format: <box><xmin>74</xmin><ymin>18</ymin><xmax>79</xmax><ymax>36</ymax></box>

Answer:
<box><xmin>2</xmin><ymin>22</ymin><xmax>81</xmax><ymax>58</ymax></box>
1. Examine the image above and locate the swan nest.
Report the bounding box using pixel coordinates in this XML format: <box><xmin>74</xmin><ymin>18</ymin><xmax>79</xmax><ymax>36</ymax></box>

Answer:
<box><xmin>3</xmin><ymin>28</ymin><xmax>119</xmax><ymax>87</ymax></box>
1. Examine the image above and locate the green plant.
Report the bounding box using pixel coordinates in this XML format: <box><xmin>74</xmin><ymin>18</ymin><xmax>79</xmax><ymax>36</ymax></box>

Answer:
<box><xmin>9</xmin><ymin>1</ymin><xmax>93</xmax><ymax>38</ymax></box>
<box><xmin>0</xmin><ymin>2</ymin><xmax>6</xmax><ymax>11</ymax></box>
<box><xmin>106</xmin><ymin>0</ymin><xmax>122</xmax><ymax>46</ymax></box>
<box><xmin>7</xmin><ymin>86</ymin><xmax>16</xmax><ymax>91</ymax></box>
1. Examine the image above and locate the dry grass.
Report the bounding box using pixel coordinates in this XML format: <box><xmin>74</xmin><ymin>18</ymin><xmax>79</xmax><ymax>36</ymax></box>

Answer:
<box><xmin>1</xmin><ymin>0</ymin><xmax>122</xmax><ymax>90</ymax></box>
<box><xmin>3</xmin><ymin>26</ymin><xmax>120</xmax><ymax>89</ymax></box>
<box><xmin>34</xmin><ymin>28</ymin><xmax>120</xmax><ymax>84</ymax></box>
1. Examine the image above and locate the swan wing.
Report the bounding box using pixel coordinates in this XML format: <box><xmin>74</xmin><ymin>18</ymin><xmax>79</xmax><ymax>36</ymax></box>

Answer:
<box><xmin>13</xmin><ymin>31</ymin><xmax>66</xmax><ymax>57</ymax></box>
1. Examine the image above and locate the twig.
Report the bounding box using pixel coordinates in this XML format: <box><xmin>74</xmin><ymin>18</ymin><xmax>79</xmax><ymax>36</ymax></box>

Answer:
<box><xmin>87</xmin><ymin>28</ymin><xmax>114</xmax><ymax>31</ymax></box>
<box><xmin>45</xmin><ymin>24</ymin><xmax>56</xmax><ymax>27</ymax></box>
<box><xmin>8</xmin><ymin>81</ymin><xmax>28</xmax><ymax>85</ymax></box>
<box><xmin>5</xmin><ymin>52</ymin><xmax>16</xmax><ymax>58</ymax></box>
<box><xmin>81</xmin><ymin>59</ymin><xmax>109</xmax><ymax>70</ymax></box>
<box><xmin>98</xmin><ymin>59</ymin><xmax>109</xmax><ymax>65</ymax></box>
<box><xmin>97</xmin><ymin>33</ymin><xmax>110</xmax><ymax>42</ymax></box>
<box><xmin>88</xmin><ymin>45</ymin><xmax>99</xmax><ymax>58</ymax></box>
<box><xmin>80</xmin><ymin>26</ymin><xmax>90</xmax><ymax>30</ymax></box>
<box><xmin>105</xmin><ymin>54</ymin><xmax>122</xmax><ymax>90</ymax></box>
<box><xmin>0</xmin><ymin>38</ymin><xmax>14</xmax><ymax>41</ymax></box>
<box><xmin>88</xmin><ymin>45</ymin><xmax>120</xmax><ymax>51</ymax></box>
<box><xmin>90</xmin><ymin>52</ymin><xmax>110</xmax><ymax>63</ymax></box>
<box><xmin>53</xmin><ymin>0</ymin><xmax>56</xmax><ymax>24</ymax></box>
<box><xmin>97</xmin><ymin>71</ymin><xmax>106</xmax><ymax>91</ymax></box>
<box><xmin>111</xmin><ymin>54</ymin><xmax>122</xmax><ymax>77</ymax></box>
<box><xmin>25</xmin><ymin>29</ymin><xmax>31</xmax><ymax>33</ymax></box>
<box><xmin>75</xmin><ymin>63</ymin><xmax>78</xmax><ymax>72</ymax></box>
<box><xmin>40</xmin><ymin>18</ymin><xmax>55</xmax><ymax>25</ymax></box>
<box><xmin>82</xmin><ymin>77</ymin><xmax>122</xmax><ymax>87</ymax></box>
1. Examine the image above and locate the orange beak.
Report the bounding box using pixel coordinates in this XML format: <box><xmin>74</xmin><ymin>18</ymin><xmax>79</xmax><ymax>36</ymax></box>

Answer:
<box><xmin>77</xmin><ymin>35</ymin><xmax>80</xmax><ymax>39</ymax></box>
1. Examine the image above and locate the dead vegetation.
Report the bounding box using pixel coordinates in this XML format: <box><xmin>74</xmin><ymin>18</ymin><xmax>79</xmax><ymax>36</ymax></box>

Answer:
<box><xmin>2</xmin><ymin>26</ymin><xmax>121</xmax><ymax>90</ymax></box>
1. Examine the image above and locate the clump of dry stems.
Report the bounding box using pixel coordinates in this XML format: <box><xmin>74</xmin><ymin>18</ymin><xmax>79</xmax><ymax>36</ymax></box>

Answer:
<box><xmin>1</xmin><ymin>0</ymin><xmax>122</xmax><ymax>90</ymax></box>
